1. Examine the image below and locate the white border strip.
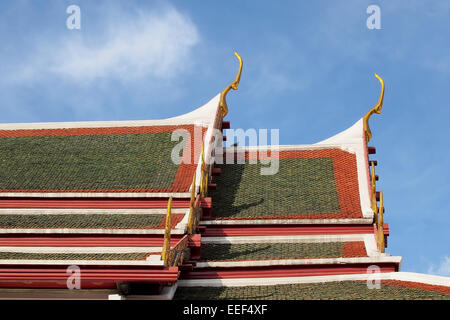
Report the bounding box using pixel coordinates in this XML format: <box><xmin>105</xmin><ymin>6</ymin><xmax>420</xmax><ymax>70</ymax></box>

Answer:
<box><xmin>0</xmin><ymin>192</ymin><xmax>191</xmax><ymax>198</ymax></box>
<box><xmin>363</xmin><ymin>234</ymin><xmax>379</xmax><ymax>257</ymax></box>
<box><xmin>195</xmin><ymin>256</ymin><xmax>402</xmax><ymax>268</ymax></box>
<box><xmin>177</xmin><ymin>272</ymin><xmax>450</xmax><ymax>288</ymax></box>
<box><xmin>0</xmin><ymin>258</ymin><xmax>164</xmax><ymax>266</ymax></box>
<box><xmin>0</xmin><ymin>289</ymin><xmax>118</xmax><ymax>300</ymax></box>
<box><xmin>201</xmin><ymin>234</ymin><xmax>367</xmax><ymax>244</ymax></box>
<box><xmin>109</xmin><ymin>284</ymin><xmax>178</xmax><ymax>300</ymax></box>
<box><xmin>200</xmin><ymin>218</ymin><xmax>373</xmax><ymax>225</ymax></box>
<box><xmin>0</xmin><ymin>247</ymin><xmax>162</xmax><ymax>253</ymax></box>
<box><xmin>175</xmin><ymin>210</ymin><xmax>190</xmax><ymax>231</ymax></box>
<box><xmin>223</xmin><ymin>144</ymin><xmax>358</xmax><ymax>152</ymax></box>
<box><xmin>0</xmin><ymin>208</ymin><xmax>187</xmax><ymax>215</ymax></box>
<box><xmin>0</xmin><ymin>228</ymin><xmax>186</xmax><ymax>235</ymax></box>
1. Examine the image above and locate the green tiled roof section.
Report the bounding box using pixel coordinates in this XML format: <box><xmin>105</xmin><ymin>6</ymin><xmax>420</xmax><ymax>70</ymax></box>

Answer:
<box><xmin>174</xmin><ymin>282</ymin><xmax>450</xmax><ymax>300</ymax></box>
<box><xmin>201</xmin><ymin>242</ymin><xmax>345</xmax><ymax>261</ymax></box>
<box><xmin>210</xmin><ymin>158</ymin><xmax>340</xmax><ymax>218</ymax></box>
<box><xmin>0</xmin><ymin>252</ymin><xmax>149</xmax><ymax>260</ymax></box>
<box><xmin>0</xmin><ymin>214</ymin><xmax>164</xmax><ymax>229</ymax></box>
<box><xmin>0</xmin><ymin>132</ymin><xmax>180</xmax><ymax>191</ymax></box>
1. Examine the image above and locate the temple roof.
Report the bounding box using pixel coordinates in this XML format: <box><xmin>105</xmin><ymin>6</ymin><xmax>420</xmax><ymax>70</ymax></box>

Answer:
<box><xmin>175</xmin><ymin>276</ymin><xmax>450</xmax><ymax>300</ymax></box>
<box><xmin>0</xmin><ymin>94</ymin><xmax>221</xmax><ymax>198</ymax></box>
<box><xmin>208</xmin><ymin>147</ymin><xmax>369</xmax><ymax>223</ymax></box>
<box><xmin>0</xmin><ymin>61</ymin><xmax>447</xmax><ymax>300</ymax></box>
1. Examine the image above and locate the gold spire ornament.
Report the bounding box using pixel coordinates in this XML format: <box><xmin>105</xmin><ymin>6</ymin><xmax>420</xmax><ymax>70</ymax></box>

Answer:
<box><xmin>161</xmin><ymin>197</ymin><xmax>172</xmax><ymax>266</ymax></box>
<box><xmin>363</xmin><ymin>73</ymin><xmax>385</xmax><ymax>142</ymax></box>
<box><xmin>219</xmin><ymin>51</ymin><xmax>243</xmax><ymax>118</ymax></box>
<box><xmin>187</xmin><ymin>174</ymin><xmax>196</xmax><ymax>234</ymax></box>
<box><xmin>370</xmin><ymin>161</ymin><xmax>378</xmax><ymax>222</ymax></box>
<box><xmin>199</xmin><ymin>141</ymin><xmax>208</xmax><ymax>198</ymax></box>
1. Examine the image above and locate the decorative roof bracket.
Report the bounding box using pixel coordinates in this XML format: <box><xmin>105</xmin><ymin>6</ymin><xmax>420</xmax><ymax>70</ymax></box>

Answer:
<box><xmin>363</xmin><ymin>73</ymin><xmax>385</xmax><ymax>142</ymax></box>
<box><xmin>377</xmin><ymin>190</ymin><xmax>385</xmax><ymax>253</ymax></box>
<box><xmin>219</xmin><ymin>51</ymin><xmax>243</xmax><ymax>118</ymax></box>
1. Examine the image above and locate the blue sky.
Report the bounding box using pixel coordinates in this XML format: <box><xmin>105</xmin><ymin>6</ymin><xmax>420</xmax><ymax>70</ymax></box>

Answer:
<box><xmin>0</xmin><ymin>0</ymin><xmax>449</xmax><ymax>276</ymax></box>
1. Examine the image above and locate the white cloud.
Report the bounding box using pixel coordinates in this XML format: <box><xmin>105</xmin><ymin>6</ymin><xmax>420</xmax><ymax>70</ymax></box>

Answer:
<box><xmin>427</xmin><ymin>256</ymin><xmax>450</xmax><ymax>277</ymax></box>
<box><xmin>8</xmin><ymin>5</ymin><xmax>200</xmax><ymax>83</ymax></box>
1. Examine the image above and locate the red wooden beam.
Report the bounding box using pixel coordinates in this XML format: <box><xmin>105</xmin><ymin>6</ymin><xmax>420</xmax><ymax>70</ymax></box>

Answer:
<box><xmin>0</xmin><ymin>198</ymin><xmax>190</xmax><ymax>209</ymax></box>
<box><xmin>202</xmin><ymin>224</ymin><xmax>390</xmax><ymax>237</ymax></box>
<box><xmin>208</xmin><ymin>184</ymin><xmax>217</xmax><ymax>190</ymax></box>
<box><xmin>0</xmin><ymin>280</ymin><xmax>118</xmax><ymax>289</ymax></box>
<box><xmin>200</xmin><ymin>198</ymin><xmax>212</xmax><ymax>208</ymax></box>
<box><xmin>0</xmin><ymin>266</ymin><xmax>179</xmax><ymax>289</ymax></box>
<box><xmin>222</xmin><ymin>121</ymin><xmax>231</xmax><ymax>129</ymax></box>
<box><xmin>0</xmin><ymin>235</ymin><xmax>183</xmax><ymax>247</ymax></box>
<box><xmin>188</xmin><ymin>234</ymin><xmax>202</xmax><ymax>260</ymax></box>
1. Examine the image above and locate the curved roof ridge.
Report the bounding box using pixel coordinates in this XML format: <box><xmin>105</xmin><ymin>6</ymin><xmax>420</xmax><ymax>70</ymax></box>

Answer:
<box><xmin>315</xmin><ymin>118</ymin><xmax>364</xmax><ymax>145</ymax></box>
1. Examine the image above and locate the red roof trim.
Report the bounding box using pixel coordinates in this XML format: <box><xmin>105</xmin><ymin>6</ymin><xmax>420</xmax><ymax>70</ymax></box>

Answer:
<box><xmin>0</xmin><ymin>125</ymin><xmax>195</xmax><ymax>137</ymax></box>
<box><xmin>0</xmin><ymin>199</ymin><xmax>191</xmax><ymax>208</ymax></box>
<box><xmin>342</xmin><ymin>241</ymin><xmax>367</xmax><ymax>257</ymax></box>
<box><xmin>202</xmin><ymin>225</ymin><xmax>381</xmax><ymax>237</ymax></box>
<box><xmin>0</xmin><ymin>235</ymin><xmax>184</xmax><ymax>247</ymax></box>
<box><xmin>381</xmin><ymin>280</ymin><xmax>450</xmax><ymax>295</ymax></box>
<box><xmin>0</xmin><ymin>266</ymin><xmax>180</xmax><ymax>288</ymax></box>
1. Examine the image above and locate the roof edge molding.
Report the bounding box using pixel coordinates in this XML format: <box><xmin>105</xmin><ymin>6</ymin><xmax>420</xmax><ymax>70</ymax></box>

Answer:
<box><xmin>316</xmin><ymin>118</ymin><xmax>365</xmax><ymax>146</ymax></box>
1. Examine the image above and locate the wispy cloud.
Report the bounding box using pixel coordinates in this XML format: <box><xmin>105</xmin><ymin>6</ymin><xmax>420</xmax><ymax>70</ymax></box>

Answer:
<box><xmin>427</xmin><ymin>256</ymin><xmax>450</xmax><ymax>277</ymax></box>
<box><xmin>6</xmin><ymin>5</ymin><xmax>200</xmax><ymax>84</ymax></box>
<box><xmin>245</xmin><ymin>37</ymin><xmax>310</xmax><ymax>99</ymax></box>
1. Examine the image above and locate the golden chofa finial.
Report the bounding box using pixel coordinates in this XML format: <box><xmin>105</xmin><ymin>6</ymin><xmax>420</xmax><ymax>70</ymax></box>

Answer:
<box><xmin>219</xmin><ymin>51</ymin><xmax>243</xmax><ymax>118</ymax></box>
<box><xmin>363</xmin><ymin>73</ymin><xmax>385</xmax><ymax>142</ymax></box>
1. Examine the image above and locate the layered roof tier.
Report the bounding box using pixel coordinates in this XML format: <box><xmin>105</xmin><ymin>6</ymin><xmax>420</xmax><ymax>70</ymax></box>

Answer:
<box><xmin>0</xmin><ymin>94</ymin><xmax>222</xmax><ymax>198</ymax></box>
<box><xmin>0</xmin><ymin>67</ymin><xmax>448</xmax><ymax>299</ymax></box>
<box><xmin>176</xmin><ymin>274</ymin><xmax>450</xmax><ymax>300</ymax></box>
<box><xmin>0</xmin><ymin>209</ymin><xmax>188</xmax><ymax>234</ymax></box>
<box><xmin>203</xmin><ymin>117</ymin><xmax>376</xmax><ymax>226</ymax></box>
<box><xmin>0</xmin><ymin>94</ymin><xmax>223</xmax><ymax>294</ymax></box>
<box><xmin>208</xmin><ymin>149</ymin><xmax>365</xmax><ymax>222</ymax></box>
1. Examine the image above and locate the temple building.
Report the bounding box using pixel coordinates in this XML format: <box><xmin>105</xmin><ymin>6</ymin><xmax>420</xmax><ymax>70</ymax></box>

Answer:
<box><xmin>0</xmin><ymin>53</ymin><xmax>448</xmax><ymax>300</ymax></box>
